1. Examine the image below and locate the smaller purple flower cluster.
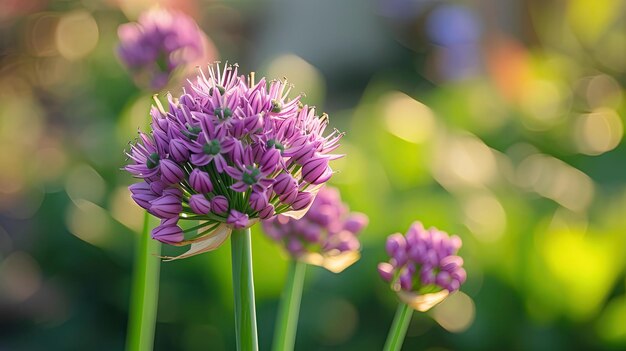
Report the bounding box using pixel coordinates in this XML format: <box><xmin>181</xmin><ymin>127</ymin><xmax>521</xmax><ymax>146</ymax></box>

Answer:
<box><xmin>117</xmin><ymin>8</ymin><xmax>213</xmax><ymax>90</ymax></box>
<box><xmin>378</xmin><ymin>222</ymin><xmax>466</xmax><ymax>293</ymax></box>
<box><xmin>262</xmin><ymin>187</ymin><xmax>368</xmax><ymax>258</ymax></box>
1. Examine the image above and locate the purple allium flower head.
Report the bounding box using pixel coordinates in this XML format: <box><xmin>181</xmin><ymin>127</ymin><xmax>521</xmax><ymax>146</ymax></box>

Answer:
<box><xmin>124</xmin><ymin>62</ymin><xmax>344</xmax><ymax>256</ymax></box>
<box><xmin>117</xmin><ymin>7</ymin><xmax>217</xmax><ymax>90</ymax></box>
<box><xmin>262</xmin><ymin>186</ymin><xmax>367</xmax><ymax>271</ymax></box>
<box><xmin>378</xmin><ymin>222</ymin><xmax>466</xmax><ymax>294</ymax></box>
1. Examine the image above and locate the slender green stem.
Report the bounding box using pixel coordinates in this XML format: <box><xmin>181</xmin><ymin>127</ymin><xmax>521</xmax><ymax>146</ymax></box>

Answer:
<box><xmin>126</xmin><ymin>212</ymin><xmax>162</xmax><ymax>351</ymax></box>
<box><xmin>383</xmin><ymin>303</ymin><xmax>413</xmax><ymax>351</ymax></box>
<box><xmin>272</xmin><ymin>260</ymin><xmax>306</xmax><ymax>351</ymax></box>
<box><xmin>231</xmin><ymin>228</ymin><xmax>259</xmax><ymax>351</ymax></box>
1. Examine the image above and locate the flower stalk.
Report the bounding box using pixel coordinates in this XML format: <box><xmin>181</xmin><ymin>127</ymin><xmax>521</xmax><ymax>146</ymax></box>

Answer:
<box><xmin>231</xmin><ymin>228</ymin><xmax>259</xmax><ymax>351</ymax></box>
<box><xmin>383</xmin><ymin>302</ymin><xmax>413</xmax><ymax>351</ymax></box>
<box><xmin>126</xmin><ymin>212</ymin><xmax>161</xmax><ymax>351</ymax></box>
<box><xmin>272</xmin><ymin>260</ymin><xmax>306</xmax><ymax>351</ymax></box>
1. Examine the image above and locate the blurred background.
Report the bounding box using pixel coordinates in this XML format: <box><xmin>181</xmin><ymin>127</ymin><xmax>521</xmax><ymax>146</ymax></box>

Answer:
<box><xmin>1</xmin><ymin>0</ymin><xmax>625</xmax><ymax>349</ymax></box>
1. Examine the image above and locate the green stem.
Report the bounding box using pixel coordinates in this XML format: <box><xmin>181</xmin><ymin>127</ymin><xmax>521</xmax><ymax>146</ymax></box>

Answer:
<box><xmin>383</xmin><ymin>303</ymin><xmax>413</xmax><ymax>351</ymax></box>
<box><xmin>126</xmin><ymin>212</ymin><xmax>162</xmax><ymax>351</ymax></box>
<box><xmin>272</xmin><ymin>260</ymin><xmax>306</xmax><ymax>351</ymax></box>
<box><xmin>231</xmin><ymin>228</ymin><xmax>259</xmax><ymax>351</ymax></box>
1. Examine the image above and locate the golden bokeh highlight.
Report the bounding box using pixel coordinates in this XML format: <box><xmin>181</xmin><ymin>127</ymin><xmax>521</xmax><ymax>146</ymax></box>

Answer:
<box><xmin>432</xmin><ymin>133</ymin><xmax>497</xmax><ymax>189</ymax></box>
<box><xmin>25</xmin><ymin>13</ymin><xmax>59</xmax><ymax>57</ymax></box>
<box><xmin>431</xmin><ymin>291</ymin><xmax>476</xmax><ymax>333</ymax></box>
<box><xmin>516</xmin><ymin>154</ymin><xmax>594</xmax><ymax>212</ymax></box>
<box><xmin>110</xmin><ymin>186</ymin><xmax>146</xmax><ymax>232</ymax></box>
<box><xmin>266</xmin><ymin>54</ymin><xmax>325</xmax><ymax>105</ymax></box>
<box><xmin>586</xmin><ymin>75</ymin><xmax>622</xmax><ymax>109</ymax></box>
<box><xmin>65</xmin><ymin>164</ymin><xmax>107</xmax><ymax>205</ymax></box>
<box><xmin>55</xmin><ymin>10</ymin><xmax>99</xmax><ymax>60</ymax></box>
<box><xmin>574</xmin><ymin>108</ymin><xmax>623</xmax><ymax>156</ymax></box>
<box><xmin>520</xmin><ymin>79</ymin><xmax>568</xmax><ymax>130</ymax></box>
<box><xmin>463</xmin><ymin>192</ymin><xmax>507</xmax><ymax>242</ymax></box>
<box><xmin>65</xmin><ymin>199</ymin><xmax>111</xmax><ymax>247</ymax></box>
<box><xmin>382</xmin><ymin>91</ymin><xmax>436</xmax><ymax>144</ymax></box>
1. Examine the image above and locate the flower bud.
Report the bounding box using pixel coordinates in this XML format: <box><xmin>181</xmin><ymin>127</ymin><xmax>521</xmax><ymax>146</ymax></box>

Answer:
<box><xmin>249</xmin><ymin>191</ymin><xmax>269</xmax><ymax>212</ymax></box>
<box><xmin>272</xmin><ymin>172</ymin><xmax>297</xmax><ymax>196</ymax></box>
<box><xmin>260</xmin><ymin>148</ymin><xmax>282</xmax><ymax>173</ymax></box>
<box><xmin>149</xmin><ymin>180</ymin><xmax>167</xmax><ymax>195</ymax></box>
<box><xmin>160</xmin><ymin>159</ymin><xmax>185</xmax><ymax>185</ymax></box>
<box><xmin>378</xmin><ymin>262</ymin><xmax>394</xmax><ymax>282</ymax></box>
<box><xmin>152</xmin><ymin>221</ymin><xmax>184</xmax><ymax>244</ymax></box>
<box><xmin>420</xmin><ymin>265</ymin><xmax>436</xmax><ymax>285</ymax></box>
<box><xmin>189</xmin><ymin>169</ymin><xmax>213</xmax><ymax>193</ymax></box>
<box><xmin>227</xmin><ymin>210</ymin><xmax>249</xmax><ymax>229</ymax></box>
<box><xmin>259</xmin><ymin>204</ymin><xmax>275</xmax><ymax>220</ymax></box>
<box><xmin>385</xmin><ymin>233</ymin><xmax>405</xmax><ymax>257</ymax></box>
<box><xmin>169</xmin><ymin>139</ymin><xmax>190</xmax><ymax>162</ymax></box>
<box><xmin>129</xmin><ymin>182</ymin><xmax>157</xmax><ymax>210</ymax></box>
<box><xmin>189</xmin><ymin>194</ymin><xmax>211</xmax><ymax>214</ymax></box>
<box><xmin>211</xmin><ymin>195</ymin><xmax>228</xmax><ymax>214</ymax></box>
<box><xmin>291</xmin><ymin>191</ymin><xmax>313</xmax><ymax>211</ymax></box>
<box><xmin>302</xmin><ymin>156</ymin><xmax>332</xmax><ymax>184</ymax></box>
<box><xmin>150</xmin><ymin>194</ymin><xmax>182</xmax><ymax>219</ymax></box>
<box><xmin>162</xmin><ymin>187</ymin><xmax>183</xmax><ymax>197</ymax></box>
<box><xmin>343</xmin><ymin>213</ymin><xmax>368</xmax><ymax>234</ymax></box>
<box><xmin>435</xmin><ymin>271</ymin><xmax>452</xmax><ymax>288</ymax></box>
<box><xmin>278</xmin><ymin>188</ymin><xmax>298</xmax><ymax>205</ymax></box>
<box><xmin>399</xmin><ymin>270</ymin><xmax>413</xmax><ymax>291</ymax></box>
<box><xmin>440</xmin><ymin>255</ymin><xmax>463</xmax><ymax>272</ymax></box>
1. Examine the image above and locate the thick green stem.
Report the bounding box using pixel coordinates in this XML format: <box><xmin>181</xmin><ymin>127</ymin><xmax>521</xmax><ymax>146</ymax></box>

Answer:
<box><xmin>383</xmin><ymin>303</ymin><xmax>413</xmax><ymax>351</ymax></box>
<box><xmin>231</xmin><ymin>228</ymin><xmax>259</xmax><ymax>351</ymax></box>
<box><xmin>126</xmin><ymin>212</ymin><xmax>161</xmax><ymax>351</ymax></box>
<box><xmin>272</xmin><ymin>260</ymin><xmax>306</xmax><ymax>351</ymax></box>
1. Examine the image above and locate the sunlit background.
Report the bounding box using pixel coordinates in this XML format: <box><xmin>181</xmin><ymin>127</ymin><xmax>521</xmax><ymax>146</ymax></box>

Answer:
<box><xmin>1</xmin><ymin>0</ymin><xmax>625</xmax><ymax>349</ymax></box>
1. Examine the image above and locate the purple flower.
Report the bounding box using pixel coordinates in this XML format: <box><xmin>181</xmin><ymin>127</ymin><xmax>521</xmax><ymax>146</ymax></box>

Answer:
<box><xmin>378</xmin><ymin>222</ymin><xmax>466</xmax><ymax>294</ymax></box>
<box><xmin>259</xmin><ymin>204</ymin><xmax>275</xmax><ymax>220</ymax></box>
<box><xmin>211</xmin><ymin>195</ymin><xmax>229</xmax><ymax>214</ymax></box>
<box><xmin>124</xmin><ymin>62</ymin><xmax>344</xmax><ymax>254</ymax></box>
<box><xmin>125</xmin><ymin>133</ymin><xmax>161</xmax><ymax>179</ymax></box>
<box><xmin>249</xmin><ymin>191</ymin><xmax>269</xmax><ymax>212</ymax></box>
<box><xmin>189</xmin><ymin>194</ymin><xmax>211</xmax><ymax>215</ymax></box>
<box><xmin>291</xmin><ymin>191</ymin><xmax>313</xmax><ymax>211</ymax></box>
<box><xmin>152</xmin><ymin>218</ymin><xmax>184</xmax><ymax>244</ymax></box>
<box><xmin>273</xmin><ymin>172</ymin><xmax>298</xmax><ymax>196</ymax></box>
<box><xmin>227</xmin><ymin>210</ymin><xmax>249</xmax><ymax>229</ymax></box>
<box><xmin>150</xmin><ymin>194</ymin><xmax>182</xmax><ymax>219</ymax></box>
<box><xmin>129</xmin><ymin>181</ymin><xmax>158</xmax><ymax>211</ymax></box>
<box><xmin>117</xmin><ymin>8</ymin><xmax>216</xmax><ymax>90</ymax></box>
<box><xmin>302</xmin><ymin>155</ymin><xmax>332</xmax><ymax>184</ymax></box>
<box><xmin>169</xmin><ymin>138</ymin><xmax>190</xmax><ymax>162</ymax></box>
<box><xmin>188</xmin><ymin>168</ymin><xmax>213</xmax><ymax>193</ymax></box>
<box><xmin>160</xmin><ymin>159</ymin><xmax>185</xmax><ymax>184</ymax></box>
<box><xmin>262</xmin><ymin>186</ymin><xmax>367</xmax><ymax>263</ymax></box>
